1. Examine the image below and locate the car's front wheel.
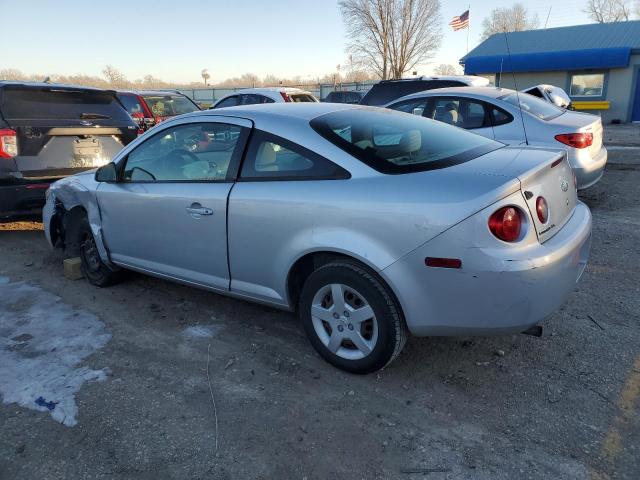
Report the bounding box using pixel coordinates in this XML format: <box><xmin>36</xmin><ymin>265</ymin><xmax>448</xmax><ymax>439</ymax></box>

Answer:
<box><xmin>299</xmin><ymin>261</ymin><xmax>408</xmax><ymax>374</ymax></box>
<box><xmin>78</xmin><ymin>218</ymin><xmax>121</xmax><ymax>287</ymax></box>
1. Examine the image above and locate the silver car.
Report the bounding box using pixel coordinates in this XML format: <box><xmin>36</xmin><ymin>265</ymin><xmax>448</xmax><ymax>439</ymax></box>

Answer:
<box><xmin>385</xmin><ymin>87</ymin><xmax>607</xmax><ymax>189</ymax></box>
<box><xmin>43</xmin><ymin>104</ymin><xmax>592</xmax><ymax>373</ymax></box>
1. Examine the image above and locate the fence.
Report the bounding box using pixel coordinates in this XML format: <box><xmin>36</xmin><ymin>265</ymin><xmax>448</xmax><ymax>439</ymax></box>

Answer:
<box><xmin>175</xmin><ymin>81</ymin><xmax>376</xmax><ymax>106</ymax></box>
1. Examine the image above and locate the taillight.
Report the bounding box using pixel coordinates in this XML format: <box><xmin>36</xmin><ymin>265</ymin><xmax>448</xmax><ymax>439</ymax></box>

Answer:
<box><xmin>0</xmin><ymin>128</ymin><xmax>17</xmax><ymax>158</ymax></box>
<box><xmin>280</xmin><ymin>92</ymin><xmax>291</xmax><ymax>102</ymax></box>
<box><xmin>536</xmin><ymin>196</ymin><xmax>548</xmax><ymax>223</ymax></box>
<box><xmin>488</xmin><ymin>206</ymin><xmax>522</xmax><ymax>242</ymax></box>
<box><xmin>555</xmin><ymin>133</ymin><xmax>593</xmax><ymax>149</ymax></box>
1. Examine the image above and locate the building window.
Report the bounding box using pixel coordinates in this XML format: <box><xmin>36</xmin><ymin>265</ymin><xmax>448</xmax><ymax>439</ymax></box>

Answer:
<box><xmin>570</xmin><ymin>73</ymin><xmax>605</xmax><ymax>97</ymax></box>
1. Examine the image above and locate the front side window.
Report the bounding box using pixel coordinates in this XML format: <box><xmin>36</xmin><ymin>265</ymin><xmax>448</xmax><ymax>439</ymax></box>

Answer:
<box><xmin>142</xmin><ymin>95</ymin><xmax>198</xmax><ymax>117</ymax></box>
<box><xmin>239</xmin><ymin>94</ymin><xmax>275</xmax><ymax>105</ymax></box>
<box><xmin>500</xmin><ymin>92</ymin><xmax>563</xmax><ymax>121</ymax></box>
<box><xmin>215</xmin><ymin>96</ymin><xmax>239</xmax><ymax>108</ymax></box>
<box><xmin>240</xmin><ymin>131</ymin><xmax>348</xmax><ymax>180</ymax></box>
<box><xmin>388</xmin><ymin>98</ymin><xmax>429</xmax><ymax>117</ymax></box>
<box><xmin>310</xmin><ymin>108</ymin><xmax>501</xmax><ymax>174</ymax></box>
<box><xmin>429</xmin><ymin>98</ymin><xmax>490</xmax><ymax>129</ymax></box>
<box><xmin>123</xmin><ymin>122</ymin><xmax>244</xmax><ymax>182</ymax></box>
<box><xmin>570</xmin><ymin>73</ymin><xmax>605</xmax><ymax>97</ymax></box>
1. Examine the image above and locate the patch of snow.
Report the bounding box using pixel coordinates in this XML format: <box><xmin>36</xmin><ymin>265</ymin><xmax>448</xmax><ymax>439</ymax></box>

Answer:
<box><xmin>0</xmin><ymin>278</ymin><xmax>111</xmax><ymax>427</ymax></box>
<box><xmin>183</xmin><ymin>325</ymin><xmax>218</xmax><ymax>338</ymax></box>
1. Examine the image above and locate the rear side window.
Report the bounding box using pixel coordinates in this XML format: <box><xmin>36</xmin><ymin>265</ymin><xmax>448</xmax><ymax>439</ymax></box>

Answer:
<box><xmin>142</xmin><ymin>95</ymin><xmax>199</xmax><ymax>117</ymax></box>
<box><xmin>289</xmin><ymin>94</ymin><xmax>317</xmax><ymax>103</ymax></box>
<box><xmin>310</xmin><ymin>109</ymin><xmax>501</xmax><ymax>174</ymax></box>
<box><xmin>240</xmin><ymin>130</ymin><xmax>348</xmax><ymax>180</ymax></box>
<box><xmin>490</xmin><ymin>106</ymin><xmax>513</xmax><ymax>126</ymax></box>
<box><xmin>360</xmin><ymin>80</ymin><xmax>465</xmax><ymax>106</ymax></box>
<box><xmin>500</xmin><ymin>92</ymin><xmax>562</xmax><ymax>121</ymax></box>
<box><xmin>117</xmin><ymin>94</ymin><xmax>145</xmax><ymax>116</ymax></box>
<box><xmin>1</xmin><ymin>87</ymin><xmax>131</xmax><ymax>122</ymax></box>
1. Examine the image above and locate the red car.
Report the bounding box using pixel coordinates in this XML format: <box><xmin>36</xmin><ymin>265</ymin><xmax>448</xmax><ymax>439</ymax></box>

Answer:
<box><xmin>116</xmin><ymin>90</ymin><xmax>200</xmax><ymax>132</ymax></box>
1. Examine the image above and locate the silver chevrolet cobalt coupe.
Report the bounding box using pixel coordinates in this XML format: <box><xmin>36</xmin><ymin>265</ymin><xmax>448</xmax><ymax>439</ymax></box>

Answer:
<box><xmin>44</xmin><ymin>103</ymin><xmax>592</xmax><ymax>373</ymax></box>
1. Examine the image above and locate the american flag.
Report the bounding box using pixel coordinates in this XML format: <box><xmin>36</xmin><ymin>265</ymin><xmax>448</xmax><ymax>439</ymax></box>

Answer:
<box><xmin>449</xmin><ymin>10</ymin><xmax>469</xmax><ymax>31</ymax></box>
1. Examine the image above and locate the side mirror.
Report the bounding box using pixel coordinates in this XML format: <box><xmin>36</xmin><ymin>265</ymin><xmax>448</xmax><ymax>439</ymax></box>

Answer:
<box><xmin>95</xmin><ymin>162</ymin><xmax>117</xmax><ymax>183</ymax></box>
<box><xmin>412</xmin><ymin>107</ymin><xmax>424</xmax><ymax>116</ymax></box>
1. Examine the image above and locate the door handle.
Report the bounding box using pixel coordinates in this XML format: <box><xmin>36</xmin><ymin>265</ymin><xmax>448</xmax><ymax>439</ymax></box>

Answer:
<box><xmin>186</xmin><ymin>203</ymin><xmax>214</xmax><ymax>216</ymax></box>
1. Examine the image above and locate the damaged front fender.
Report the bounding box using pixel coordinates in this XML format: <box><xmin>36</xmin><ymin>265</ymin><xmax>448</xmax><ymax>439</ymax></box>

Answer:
<box><xmin>43</xmin><ymin>172</ymin><xmax>116</xmax><ymax>270</ymax></box>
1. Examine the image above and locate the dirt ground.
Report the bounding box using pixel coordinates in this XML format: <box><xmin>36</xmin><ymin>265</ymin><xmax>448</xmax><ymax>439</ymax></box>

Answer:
<box><xmin>1</xmin><ymin>148</ymin><xmax>639</xmax><ymax>479</ymax></box>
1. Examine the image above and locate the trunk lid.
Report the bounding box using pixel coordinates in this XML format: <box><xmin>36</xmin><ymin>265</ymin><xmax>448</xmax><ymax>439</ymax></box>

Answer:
<box><xmin>544</xmin><ymin>110</ymin><xmax>603</xmax><ymax>158</ymax></box>
<box><xmin>449</xmin><ymin>146</ymin><xmax>577</xmax><ymax>243</ymax></box>
<box><xmin>516</xmin><ymin>150</ymin><xmax>577</xmax><ymax>243</ymax></box>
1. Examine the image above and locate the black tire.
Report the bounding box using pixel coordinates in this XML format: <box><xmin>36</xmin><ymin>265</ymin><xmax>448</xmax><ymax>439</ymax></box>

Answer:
<box><xmin>77</xmin><ymin>217</ymin><xmax>121</xmax><ymax>287</ymax></box>
<box><xmin>299</xmin><ymin>261</ymin><xmax>408</xmax><ymax>374</ymax></box>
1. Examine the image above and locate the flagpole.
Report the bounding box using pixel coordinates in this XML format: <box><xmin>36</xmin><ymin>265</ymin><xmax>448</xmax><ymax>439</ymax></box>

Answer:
<box><xmin>466</xmin><ymin>5</ymin><xmax>470</xmax><ymax>54</ymax></box>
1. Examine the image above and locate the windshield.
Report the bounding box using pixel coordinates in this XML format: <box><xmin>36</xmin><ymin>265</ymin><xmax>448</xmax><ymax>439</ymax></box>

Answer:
<box><xmin>500</xmin><ymin>92</ymin><xmax>563</xmax><ymax>120</ymax></box>
<box><xmin>310</xmin><ymin>108</ymin><xmax>502</xmax><ymax>174</ymax></box>
<box><xmin>142</xmin><ymin>95</ymin><xmax>199</xmax><ymax>117</ymax></box>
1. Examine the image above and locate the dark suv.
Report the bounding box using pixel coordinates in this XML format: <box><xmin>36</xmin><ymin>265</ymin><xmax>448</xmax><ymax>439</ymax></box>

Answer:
<box><xmin>359</xmin><ymin>76</ymin><xmax>489</xmax><ymax>106</ymax></box>
<box><xmin>0</xmin><ymin>82</ymin><xmax>138</xmax><ymax>220</ymax></box>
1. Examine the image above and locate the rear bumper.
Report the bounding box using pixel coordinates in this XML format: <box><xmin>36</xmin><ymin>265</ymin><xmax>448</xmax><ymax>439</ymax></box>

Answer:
<box><xmin>0</xmin><ymin>181</ymin><xmax>53</xmax><ymax>220</ymax></box>
<box><xmin>382</xmin><ymin>202</ymin><xmax>592</xmax><ymax>336</ymax></box>
<box><xmin>572</xmin><ymin>147</ymin><xmax>607</xmax><ymax>190</ymax></box>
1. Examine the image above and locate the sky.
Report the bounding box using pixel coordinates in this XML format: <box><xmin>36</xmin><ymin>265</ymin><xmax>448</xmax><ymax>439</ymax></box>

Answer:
<box><xmin>1</xmin><ymin>0</ymin><xmax>594</xmax><ymax>84</ymax></box>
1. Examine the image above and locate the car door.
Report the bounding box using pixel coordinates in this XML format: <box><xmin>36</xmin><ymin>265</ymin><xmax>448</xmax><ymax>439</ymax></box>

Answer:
<box><xmin>96</xmin><ymin>116</ymin><xmax>251</xmax><ymax>290</ymax></box>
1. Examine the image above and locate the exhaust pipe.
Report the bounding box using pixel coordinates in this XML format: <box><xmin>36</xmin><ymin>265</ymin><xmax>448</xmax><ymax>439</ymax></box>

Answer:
<box><xmin>522</xmin><ymin>325</ymin><xmax>543</xmax><ymax>337</ymax></box>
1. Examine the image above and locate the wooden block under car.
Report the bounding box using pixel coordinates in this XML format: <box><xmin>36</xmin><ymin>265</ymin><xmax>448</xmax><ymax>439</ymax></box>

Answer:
<box><xmin>63</xmin><ymin>257</ymin><xmax>83</xmax><ymax>280</ymax></box>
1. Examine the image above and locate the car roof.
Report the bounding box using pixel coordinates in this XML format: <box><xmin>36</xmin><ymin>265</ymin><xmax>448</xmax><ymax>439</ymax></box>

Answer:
<box><xmin>224</xmin><ymin>87</ymin><xmax>313</xmax><ymax>95</ymax></box>
<box><xmin>0</xmin><ymin>80</ymin><xmax>115</xmax><ymax>94</ymax></box>
<box><xmin>378</xmin><ymin>75</ymin><xmax>488</xmax><ymax>86</ymax></box>
<box><xmin>387</xmin><ymin>86</ymin><xmax>516</xmax><ymax>104</ymax></box>
<box><xmin>117</xmin><ymin>89</ymin><xmax>184</xmax><ymax>96</ymax></box>
<box><xmin>182</xmin><ymin>102</ymin><xmax>368</xmax><ymax>121</ymax></box>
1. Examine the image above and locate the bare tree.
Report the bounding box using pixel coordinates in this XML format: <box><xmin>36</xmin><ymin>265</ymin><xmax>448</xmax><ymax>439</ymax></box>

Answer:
<box><xmin>102</xmin><ymin>65</ymin><xmax>129</xmax><ymax>88</ymax></box>
<box><xmin>434</xmin><ymin>64</ymin><xmax>460</xmax><ymax>75</ymax></box>
<box><xmin>480</xmin><ymin>3</ymin><xmax>539</xmax><ymax>41</ymax></box>
<box><xmin>0</xmin><ymin>68</ymin><xmax>27</xmax><ymax>80</ymax></box>
<box><xmin>584</xmin><ymin>0</ymin><xmax>632</xmax><ymax>22</ymax></box>
<box><xmin>340</xmin><ymin>0</ymin><xmax>442</xmax><ymax>80</ymax></box>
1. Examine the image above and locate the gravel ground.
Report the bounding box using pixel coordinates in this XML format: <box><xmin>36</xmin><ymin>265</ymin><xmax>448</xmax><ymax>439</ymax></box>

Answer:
<box><xmin>0</xmin><ymin>150</ymin><xmax>638</xmax><ymax>480</ymax></box>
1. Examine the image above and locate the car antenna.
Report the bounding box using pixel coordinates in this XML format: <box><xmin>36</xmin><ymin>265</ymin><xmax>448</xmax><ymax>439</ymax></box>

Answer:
<box><xmin>503</xmin><ymin>32</ymin><xmax>529</xmax><ymax>145</ymax></box>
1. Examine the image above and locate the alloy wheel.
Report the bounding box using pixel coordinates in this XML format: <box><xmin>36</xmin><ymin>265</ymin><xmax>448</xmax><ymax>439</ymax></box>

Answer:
<box><xmin>310</xmin><ymin>283</ymin><xmax>378</xmax><ymax>360</ymax></box>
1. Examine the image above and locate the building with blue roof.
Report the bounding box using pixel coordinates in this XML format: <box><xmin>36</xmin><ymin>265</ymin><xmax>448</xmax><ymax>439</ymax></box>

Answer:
<box><xmin>460</xmin><ymin>21</ymin><xmax>640</xmax><ymax>123</ymax></box>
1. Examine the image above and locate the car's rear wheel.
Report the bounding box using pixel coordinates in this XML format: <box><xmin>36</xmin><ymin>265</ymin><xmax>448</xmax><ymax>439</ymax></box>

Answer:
<box><xmin>299</xmin><ymin>261</ymin><xmax>407</xmax><ymax>374</ymax></box>
<box><xmin>78</xmin><ymin>218</ymin><xmax>121</xmax><ymax>287</ymax></box>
